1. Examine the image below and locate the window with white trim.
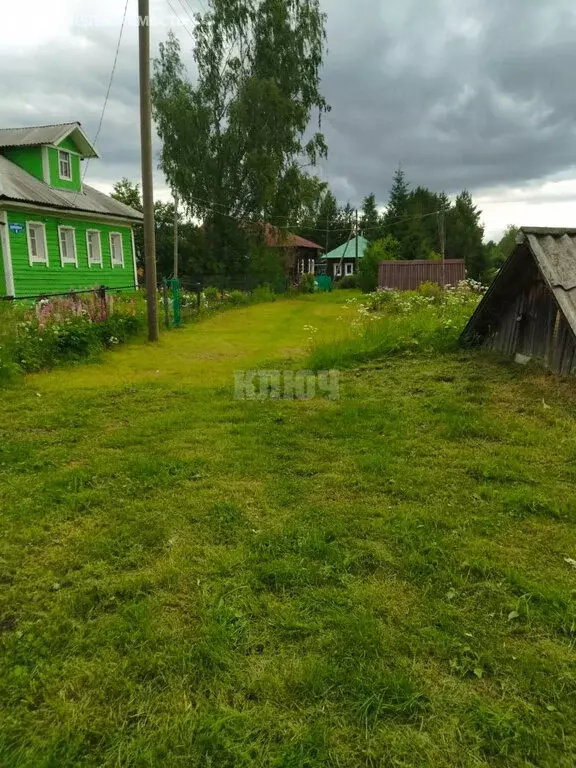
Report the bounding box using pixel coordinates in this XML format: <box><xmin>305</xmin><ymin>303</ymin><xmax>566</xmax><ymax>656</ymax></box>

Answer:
<box><xmin>109</xmin><ymin>232</ymin><xmax>124</xmax><ymax>267</ymax></box>
<box><xmin>58</xmin><ymin>226</ymin><xmax>77</xmax><ymax>266</ymax></box>
<box><xmin>58</xmin><ymin>150</ymin><xmax>72</xmax><ymax>180</ymax></box>
<box><xmin>345</xmin><ymin>262</ymin><xmax>354</xmax><ymax>276</ymax></box>
<box><xmin>87</xmin><ymin>230</ymin><xmax>103</xmax><ymax>267</ymax></box>
<box><xmin>334</xmin><ymin>263</ymin><xmax>342</xmax><ymax>277</ymax></box>
<box><xmin>26</xmin><ymin>222</ymin><xmax>48</xmax><ymax>265</ymax></box>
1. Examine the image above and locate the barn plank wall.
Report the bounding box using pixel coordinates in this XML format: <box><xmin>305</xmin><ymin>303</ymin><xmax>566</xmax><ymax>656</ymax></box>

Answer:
<box><xmin>483</xmin><ymin>278</ymin><xmax>576</xmax><ymax>374</ymax></box>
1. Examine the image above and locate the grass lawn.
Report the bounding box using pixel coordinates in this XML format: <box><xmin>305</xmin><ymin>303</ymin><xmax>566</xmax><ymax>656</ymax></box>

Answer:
<box><xmin>1</xmin><ymin>292</ymin><xmax>575</xmax><ymax>766</ymax></box>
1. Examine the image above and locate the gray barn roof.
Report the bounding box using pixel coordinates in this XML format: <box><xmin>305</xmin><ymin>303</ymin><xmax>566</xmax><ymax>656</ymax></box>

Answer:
<box><xmin>0</xmin><ymin>122</ymin><xmax>99</xmax><ymax>158</ymax></box>
<box><xmin>462</xmin><ymin>227</ymin><xmax>576</xmax><ymax>343</ymax></box>
<box><xmin>0</xmin><ymin>155</ymin><xmax>143</xmax><ymax>222</ymax></box>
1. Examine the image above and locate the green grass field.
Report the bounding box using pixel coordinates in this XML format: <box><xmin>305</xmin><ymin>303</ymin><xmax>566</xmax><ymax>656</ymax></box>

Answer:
<box><xmin>1</xmin><ymin>292</ymin><xmax>575</xmax><ymax>766</ymax></box>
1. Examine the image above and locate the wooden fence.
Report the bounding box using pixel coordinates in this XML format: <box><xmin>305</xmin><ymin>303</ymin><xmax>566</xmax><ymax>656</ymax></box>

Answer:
<box><xmin>378</xmin><ymin>260</ymin><xmax>466</xmax><ymax>291</ymax></box>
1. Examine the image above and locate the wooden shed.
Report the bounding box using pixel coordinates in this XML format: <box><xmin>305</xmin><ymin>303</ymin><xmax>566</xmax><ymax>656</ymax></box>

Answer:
<box><xmin>461</xmin><ymin>227</ymin><xmax>576</xmax><ymax>375</ymax></box>
<box><xmin>379</xmin><ymin>259</ymin><xmax>466</xmax><ymax>291</ymax></box>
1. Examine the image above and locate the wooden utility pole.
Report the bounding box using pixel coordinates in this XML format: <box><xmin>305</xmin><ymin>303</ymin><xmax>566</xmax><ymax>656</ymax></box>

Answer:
<box><xmin>355</xmin><ymin>209</ymin><xmax>359</xmax><ymax>273</ymax></box>
<box><xmin>138</xmin><ymin>0</ymin><xmax>159</xmax><ymax>341</ymax></box>
<box><xmin>439</xmin><ymin>208</ymin><xmax>446</xmax><ymax>286</ymax></box>
<box><xmin>173</xmin><ymin>192</ymin><xmax>179</xmax><ymax>279</ymax></box>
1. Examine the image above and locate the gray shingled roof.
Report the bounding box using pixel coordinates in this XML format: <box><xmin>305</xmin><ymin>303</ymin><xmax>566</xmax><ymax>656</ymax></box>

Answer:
<box><xmin>0</xmin><ymin>122</ymin><xmax>99</xmax><ymax>159</ymax></box>
<box><xmin>462</xmin><ymin>226</ymin><xmax>576</xmax><ymax>342</ymax></box>
<box><xmin>0</xmin><ymin>156</ymin><xmax>143</xmax><ymax>222</ymax></box>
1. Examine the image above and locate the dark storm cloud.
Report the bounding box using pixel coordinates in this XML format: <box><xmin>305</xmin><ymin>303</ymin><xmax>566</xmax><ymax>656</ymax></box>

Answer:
<box><xmin>1</xmin><ymin>0</ymin><xmax>576</xmax><ymax>208</ymax></box>
<box><xmin>320</xmin><ymin>0</ymin><xmax>576</xmax><ymax>203</ymax></box>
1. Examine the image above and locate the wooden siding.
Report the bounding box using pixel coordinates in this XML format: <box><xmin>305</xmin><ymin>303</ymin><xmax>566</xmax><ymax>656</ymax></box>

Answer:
<box><xmin>329</xmin><ymin>258</ymin><xmax>356</xmax><ymax>279</ymax></box>
<box><xmin>483</xmin><ymin>275</ymin><xmax>576</xmax><ymax>375</ymax></box>
<box><xmin>5</xmin><ymin>209</ymin><xmax>135</xmax><ymax>297</ymax></box>
<box><xmin>47</xmin><ymin>147</ymin><xmax>81</xmax><ymax>192</ymax></box>
<box><xmin>379</xmin><ymin>260</ymin><xmax>466</xmax><ymax>291</ymax></box>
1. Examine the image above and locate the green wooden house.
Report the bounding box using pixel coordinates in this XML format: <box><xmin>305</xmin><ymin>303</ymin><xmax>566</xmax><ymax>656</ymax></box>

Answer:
<box><xmin>0</xmin><ymin>122</ymin><xmax>143</xmax><ymax>298</ymax></box>
<box><xmin>321</xmin><ymin>235</ymin><xmax>369</xmax><ymax>280</ymax></box>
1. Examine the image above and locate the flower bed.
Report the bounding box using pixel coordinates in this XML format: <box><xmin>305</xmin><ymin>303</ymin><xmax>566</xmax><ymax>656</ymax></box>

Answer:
<box><xmin>0</xmin><ymin>291</ymin><xmax>145</xmax><ymax>381</ymax></box>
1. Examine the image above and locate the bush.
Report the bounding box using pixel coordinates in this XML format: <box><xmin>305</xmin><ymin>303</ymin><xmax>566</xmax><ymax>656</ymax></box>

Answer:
<box><xmin>298</xmin><ymin>273</ymin><xmax>316</xmax><ymax>294</ymax></box>
<box><xmin>417</xmin><ymin>281</ymin><xmax>444</xmax><ymax>303</ymax></box>
<box><xmin>203</xmin><ymin>286</ymin><xmax>220</xmax><ymax>302</ymax></box>
<box><xmin>337</xmin><ymin>275</ymin><xmax>359</xmax><ymax>290</ymax></box>
<box><xmin>358</xmin><ymin>236</ymin><xmax>400</xmax><ymax>293</ymax></box>
<box><xmin>229</xmin><ymin>290</ymin><xmax>247</xmax><ymax>306</ymax></box>
<box><xmin>251</xmin><ymin>285</ymin><xmax>276</xmax><ymax>303</ymax></box>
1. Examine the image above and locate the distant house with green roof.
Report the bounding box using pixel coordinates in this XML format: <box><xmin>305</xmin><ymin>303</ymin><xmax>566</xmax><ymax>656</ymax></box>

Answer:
<box><xmin>0</xmin><ymin>122</ymin><xmax>142</xmax><ymax>298</ymax></box>
<box><xmin>321</xmin><ymin>235</ymin><xmax>369</xmax><ymax>280</ymax></box>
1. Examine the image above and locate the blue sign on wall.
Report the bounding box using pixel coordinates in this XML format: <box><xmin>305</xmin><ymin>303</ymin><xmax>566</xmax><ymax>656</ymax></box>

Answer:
<box><xmin>8</xmin><ymin>223</ymin><xmax>25</xmax><ymax>235</ymax></box>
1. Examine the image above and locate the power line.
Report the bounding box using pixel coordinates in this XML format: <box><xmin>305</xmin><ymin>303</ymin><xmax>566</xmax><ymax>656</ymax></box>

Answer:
<box><xmin>183</xmin><ymin>0</ymin><xmax>206</xmax><ymax>14</ymax></box>
<box><xmin>173</xmin><ymin>0</ymin><xmax>197</xmax><ymax>30</ymax></box>
<box><xmin>165</xmin><ymin>0</ymin><xmax>196</xmax><ymax>41</ymax></box>
<box><xmin>181</xmin><ymin>194</ymin><xmax>441</xmax><ymax>233</ymax></box>
<box><xmin>83</xmin><ymin>0</ymin><xmax>130</xmax><ymax>183</ymax></box>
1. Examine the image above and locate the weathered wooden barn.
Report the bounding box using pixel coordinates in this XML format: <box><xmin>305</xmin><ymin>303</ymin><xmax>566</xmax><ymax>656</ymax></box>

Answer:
<box><xmin>461</xmin><ymin>227</ymin><xmax>576</xmax><ymax>375</ymax></box>
<box><xmin>379</xmin><ymin>259</ymin><xmax>466</xmax><ymax>291</ymax></box>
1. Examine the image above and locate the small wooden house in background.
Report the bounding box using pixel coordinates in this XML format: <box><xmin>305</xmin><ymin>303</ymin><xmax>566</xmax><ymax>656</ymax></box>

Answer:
<box><xmin>461</xmin><ymin>227</ymin><xmax>576</xmax><ymax>375</ymax></box>
<box><xmin>263</xmin><ymin>224</ymin><xmax>323</xmax><ymax>281</ymax></box>
<box><xmin>322</xmin><ymin>235</ymin><xmax>369</xmax><ymax>280</ymax></box>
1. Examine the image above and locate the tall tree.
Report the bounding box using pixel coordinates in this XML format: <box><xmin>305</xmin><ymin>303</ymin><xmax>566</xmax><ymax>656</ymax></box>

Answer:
<box><xmin>382</xmin><ymin>167</ymin><xmax>411</xmax><ymax>256</ymax></box>
<box><xmin>317</xmin><ymin>190</ymin><xmax>341</xmax><ymax>252</ymax></box>
<box><xmin>446</xmin><ymin>191</ymin><xmax>486</xmax><ymax>280</ymax></box>
<box><xmin>151</xmin><ymin>0</ymin><xmax>330</xmax><ymax>275</ymax></box>
<box><xmin>360</xmin><ymin>193</ymin><xmax>381</xmax><ymax>241</ymax></box>
<box><xmin>111</xmin><ymin>178</ymin><xmax>143</xmax><ymax>212</ymax></box>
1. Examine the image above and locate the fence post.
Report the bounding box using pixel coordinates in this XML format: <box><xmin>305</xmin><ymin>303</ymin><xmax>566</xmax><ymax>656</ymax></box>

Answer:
<box><xmin>162</xmin><ymin>279</ymin><xmax>171</xmax><ymax>329</ymax></box>
<box><xmin>98</xmin><ymin>285</ymin><xmax>107</xmax><ymax>321</ymax></box>
<box><xmin>170</xmin><ymin>278</ymin><xmax>182</xmax><ymax>327</ymax></box>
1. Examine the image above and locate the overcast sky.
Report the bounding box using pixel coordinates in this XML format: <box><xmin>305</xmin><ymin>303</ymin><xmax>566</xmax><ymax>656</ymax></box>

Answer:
<box><xmin>2</xmin><ymin>0</ymin><xmax>576</xmax><ymax>240</ymax></box>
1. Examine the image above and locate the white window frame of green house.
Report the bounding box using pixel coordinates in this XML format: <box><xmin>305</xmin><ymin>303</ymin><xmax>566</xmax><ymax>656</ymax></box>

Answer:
<box><xmin>26</xmin><ymin>221</ymin><xmax>49</xmax><ymax>266</ymax></box>
<box><xmin>86</xmin><ymin>229</ymin><xmax>103</xmax><ymax>268</ymax></box>
<box><xmin>109</xmin><ymin>232</ymin><xmax>124</xmax><ymax>267</ymax></box>
<box><xmin>345</xmin><ymin>262</ymin><xmax>354</xmax><ymax>276</ymax></box>
<box><xmin>58</xmin><ymin>226</ymin><xmax>78</xmax><ymax>267</ymax></box>
<box><xmin>58</xmin><ymin>150</ymin><xmax>72</xmax><ymax>180</ymax></box>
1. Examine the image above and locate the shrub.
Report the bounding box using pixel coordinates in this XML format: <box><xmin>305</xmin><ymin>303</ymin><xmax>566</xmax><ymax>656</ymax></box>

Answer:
<box><xmin>298</xmin><ymin>273</ymin><xmax>316</xmax><ymax>294</ymax></box>
<box><xmin>337</xmin><ymin>275</ymin><xmax>359</xmax><ymax>290</ymax></box>
<box><xmin>358</xmin><ymin>236</ymin><xmax>400</xmax><ymax>293</ymax></box>
<box><xmin>229</xmin><ymin>290</ymin><xmax>246</xmax><ymax>306</ymax></box>
<box><xmin>417</xmin><ymin>281</ymin><xmax>444</xmax><ymax>303</ymax></box>
<box><xmin>203</xmin><ymin>286</ymin><xmax>220</xmax><ymax>302</ymax></box>
<box><xmin>251</xmin><ymin>285</ymin><xmax>276</xmax><ymax>303</ymax></box>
